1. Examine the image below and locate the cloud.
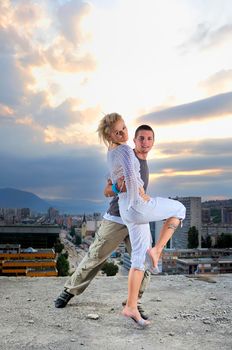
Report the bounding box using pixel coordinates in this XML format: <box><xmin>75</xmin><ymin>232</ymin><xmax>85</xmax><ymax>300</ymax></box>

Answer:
<box><xmin>0</xmin><ymin>23</ymin><xmax>30</xmax><ymax>55</ymax></box>
<box><xmin>57</xmin><ymin>0</ymin><xmax>92</xmax><ymax>44</ymax></box>
<box><xmin>206</xmin><ymin>24</ymin><xmax>232</xmax><ymax>49</ymax></box>
<box><xmin>155</xmin><ymin>137</ymin><xmax>232</xmax><ymax>158</ymax></box>
<box><xmin>144</xmin><ymin>137</ymin><xmax>232</xmax><ymax>200</ymax></box>
<box><xmin>1</xmin><ymin>134</ymin><xmax>230</xmax><ymax>212</ymax></box>
<box><xmin>34</xmin><ymin>99</ymin><xmax>82</xmax><ymax>128</ymax></box>
<box><xmin>44</xmin><ymin>38</ymin><xmax>96</xmax><ymax>73</ymax></box>
<box><xmin>0</xmin><ymin>147</ymin><xmax>108</xmax><ymax>203</ymax></box>
<box><xmin>0</xmin><ymin>103</ymin><xmax>14</xmax><ymax>120</ymax></box>
<box><xmin>36</xmin><ymin>103</ymin><xmax>101</xmax><ymax>144</ymax></box>
<box><xmin>199</xmin><ymin>69</ymin><xmax>232</xmax><ymax>95</ymax></box>
<box><xmin>139</xmin><ymin>91</ymin><xmax>232</xmax><ymax>125</ymax></box>
<box><xmin>0</xmin><ymin>55</ymin><xmax>34</xmax><ymax>106</ymax></box>
<box><xmin>0</xmin><ymin>0</ymin><xmax>231</xmax><ymax>208</ymax></box>
<box><xmin>0</xmin><ymin>86</ymin><xmax>101</xmax><ymax>147</ymax></box>
<box><xmin>147</xmin><ymin>170</ymin><xmax>232</xmax><ymax>200</ymax></box>
<box><xmin>149</xmin><ymin>138</ymin><xmax>232</xmax><ymax>176</ymax></box>
<box><xmin>0</xmin><ymin>0</ymin><xmax>96</xmax><ymax>75</ymax></box>
<box><xmin>179</xmin><ymin>22</ymin><xmax>232</xmax><ymax>53</ymax></box>
<box><xmin>41</xmin><ymin>0</ymin><xmax>96</xmax><ymax>73</ymax></box>
<box><xmin>12</xmin><ymin>0</ymin><xmax>45</xmax><ymax>30</ymax></box>
<box><xmin>0</xmin><ymin>0</ymin><xmax>97</xmax><ymax>145</ymax></box>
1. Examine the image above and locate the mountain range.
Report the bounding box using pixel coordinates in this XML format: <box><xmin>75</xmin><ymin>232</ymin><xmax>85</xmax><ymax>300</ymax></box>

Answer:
<box><xmin>1</xmin><ymin>187</ymin><xmax>230</xmax><ymax>215</ymax></box>
<box><xmin>0</xmin><ymin>188</ymin><xmax>50</xmax><ymax>213</ymax></box>
<box><xmin>0</xmin><ymin>188</ymin><xmax>107</xmax><ymax>214</ymax></box>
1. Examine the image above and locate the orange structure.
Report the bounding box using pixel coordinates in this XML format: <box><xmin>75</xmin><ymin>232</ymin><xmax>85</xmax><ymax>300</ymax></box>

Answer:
<box><xmin>0</xmin><ymin>244</ymin><xmax>57</xmax><ymax>277</ymax></box>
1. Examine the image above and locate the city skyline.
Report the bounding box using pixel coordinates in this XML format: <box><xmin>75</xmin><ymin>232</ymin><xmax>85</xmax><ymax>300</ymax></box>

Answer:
<box><xmin>0</xmin><ymin>0</ymin><xmax>232</xmax><ymax>212</ymax></box>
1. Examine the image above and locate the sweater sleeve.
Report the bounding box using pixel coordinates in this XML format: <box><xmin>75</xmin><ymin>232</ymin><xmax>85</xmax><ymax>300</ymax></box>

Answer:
<box><xmin>117</xmin><ymin>145</ymin><xmax>139</xmax><ymax>208</ymax></box>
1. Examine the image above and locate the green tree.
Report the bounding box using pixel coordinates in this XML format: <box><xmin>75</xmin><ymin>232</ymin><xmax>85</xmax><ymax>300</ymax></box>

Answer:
<box><xmin>211</xmin><ymin>208</ymin><xmax>221</xmax><ymax>223</ymax></box>
<box><xmin>101</xmin><ymin>261</ymin><xmax>119</xmax><ymax>276</ymax></box>
<box><xmin>188</xmin><ymin>226</ymin><xmax>199</xmax><ymax>248</ymax></box>
<box><xmin>201</xmin><ymin>234</ymin><xmax>212</xmax><ymax>248</ymax></box>
<box><xmin>70</xmin><ymin>226</ymin><xmax>76</xmax><ymax>237</ymax></box>
<box><xmin>56</xmin><ymin>253</ymin><xmax>70</xmax><ymax>276</ymax></box>
<box><xmin>215</xmin><ymin>233</ymin><xmax>232</xmax><ymax>248</ymax></box>
<box><xmin>63</xmin><ymin>251</ymin><xmax>69</xmax><ymax>259</ymax></box>
<box><xmin>54</xmin><ymin>239</ymin><xmax>64</xmax><ymax>254</ymax></box>
<box><xmin>75</xmin><ymin>234</ymin><xmax>82</xmax><ymax>246</ymax></box>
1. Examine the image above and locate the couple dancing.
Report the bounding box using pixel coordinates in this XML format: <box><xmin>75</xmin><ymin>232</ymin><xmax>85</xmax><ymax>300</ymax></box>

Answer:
<box><xmin>97</xmin><ymin>113</ymin><xmax>186</xmax><ymax>327</ymax></box>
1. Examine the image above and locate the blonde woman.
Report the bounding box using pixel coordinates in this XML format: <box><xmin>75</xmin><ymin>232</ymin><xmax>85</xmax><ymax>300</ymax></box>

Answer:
<box><xmin>97</xmin><ymin>113</ymin><xmax>186</xmax><ymax>327</ymax></box>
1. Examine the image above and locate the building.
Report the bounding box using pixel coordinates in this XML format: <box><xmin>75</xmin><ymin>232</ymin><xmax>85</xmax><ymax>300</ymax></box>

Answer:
<box><xmin>150</xmin><ymin>197</ymin><xmax>202</xmax><ymax>250</ymax></box>
<box><xmin>172</xmin><ymin>197</ymin><xmax>202</xmax><ymax>249</ymax></box>
<box><xmin>176</xmin><ymin>256</ymin><xmax>232</xmax><ymax>275</ymax></box>
<box><xmin>149</xmin><ymin>221</ymin><xmax>162</xmax><ymax>246</ymax></box>
<box><xmin>0</xmin><ymin>225</ymin><xmax>60</xmax><ymax>248</ymax></box>
<box><xmin>221</xmin><ymin>207</ymin><xmax>232</xmax><ymax>224</ymax></box>
<box><xmin>202</xmin><ymin>223</ymin><xmax>232</xmax><ymax>245</ymax></box>
<box><xmin>81</xmin><ymin>214</ymin><xmax>87</xmax><ymax>237</ymax></box>
<box><xmin>122</xmin><ymin>252</ymin><xmax>163</xmax><ymax>273</ymax></box>
<box><xmin>202</xmin><ymin>208</ymin><xmax>211</xmax><ymax>223</ymax></box>
<box><xmin>162</xmin><ymin>248</ymin><xmax>232</xmax><ymax>274</ymax></box>
<box><xmin>0</xmin><ymin>244</ymin><xmax>57</xmax><ymax>277</ymax></box>
<box><xmin>176</xmin><ymin>257</ymin><xmax>217</xmax><ymax>274</ymax></box>
<box><xmin>0</xmin><ymin>207</ymin><xmax>31</xmax><ymax>224</ymax></box>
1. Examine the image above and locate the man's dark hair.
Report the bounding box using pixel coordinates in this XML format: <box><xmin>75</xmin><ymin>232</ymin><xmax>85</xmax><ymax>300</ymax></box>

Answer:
<box><xmin>134</xmin><ymin>124</ymin><xmax>154</xmax><ymax>138</ymax></box>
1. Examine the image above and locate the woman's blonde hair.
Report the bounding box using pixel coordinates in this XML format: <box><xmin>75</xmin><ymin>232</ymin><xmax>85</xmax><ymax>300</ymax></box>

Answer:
<box><xmin>97</xmin><ymin>112</ymin><xmax>123</xmax><ymax>146</ymax></box>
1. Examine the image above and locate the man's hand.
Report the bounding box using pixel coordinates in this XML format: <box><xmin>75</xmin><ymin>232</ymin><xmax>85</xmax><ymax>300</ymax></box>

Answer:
<box><xmin>139</xmin><ymin>187</ymin><xmax>150</xmax><ymax>202</ymax></box>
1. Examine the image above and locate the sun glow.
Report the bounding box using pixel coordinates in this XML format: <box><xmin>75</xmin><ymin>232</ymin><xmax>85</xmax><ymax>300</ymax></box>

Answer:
<box><xmin>150</xmin><ymin>168</ymin><xmax>223</xmax><ymax>181</ymax></box>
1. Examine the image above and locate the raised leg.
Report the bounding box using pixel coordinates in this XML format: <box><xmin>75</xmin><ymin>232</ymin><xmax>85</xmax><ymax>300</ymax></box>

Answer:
<box><xmin>149</xmin><ymin>217</ymin><xmax>180</xmax><ymax>268</ymax></box>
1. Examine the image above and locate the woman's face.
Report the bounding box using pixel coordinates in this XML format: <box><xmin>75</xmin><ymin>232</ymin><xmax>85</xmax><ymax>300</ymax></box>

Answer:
<box><xmin>109</xmin><ymin>118</ymin><xmax>128</xmax><ymax>144</ymax></box>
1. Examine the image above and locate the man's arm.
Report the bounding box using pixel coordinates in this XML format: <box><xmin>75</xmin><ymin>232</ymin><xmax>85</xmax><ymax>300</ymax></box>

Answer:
<box><xmin>104</xmin><ymin>177</ymin><xmax>150</xmax><ymax>201</ymax></box>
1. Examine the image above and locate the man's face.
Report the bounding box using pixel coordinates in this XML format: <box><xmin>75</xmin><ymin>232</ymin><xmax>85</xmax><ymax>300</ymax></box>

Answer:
<box><xmin>134</xmin><ymin>130</ymin><xmax>154</xmax><ymax>155</ymax></box>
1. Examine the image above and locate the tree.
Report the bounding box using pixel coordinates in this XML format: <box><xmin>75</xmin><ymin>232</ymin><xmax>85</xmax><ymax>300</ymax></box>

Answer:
<box><xmin>188</xmin><ymin>226</ymin><xmax>199</xmax><ymax>248</ymax></box>
<box><xmin>56</xmin><ymin>253</ymin><xmax>70</xmax><ymax>276</ymax></box>
<box><xmin>211</xmin><ymin>208</ymin><xmax>221</xmax><ymax>223</ymax></box>
<box><xmin>54</xmin><ymin>239</ymin><xmax>64</xmax><ymax>254</ymax></box>
<box><xmin>75</xmin><ymin>234</ymin><xmax>82</xmax><ymax>246</ymax></box>
<box><xmin>201</xmin><ymin>234</ymin><xmax>212</xmax><ymax>248</ymax></box>
<box><xmin>101</xmin><ymin>261</ymin><xmax>119</xmax><ymax>276</ymax></box>
<box><xmin>70</xmin><ymin>226</ymin><xmax>76</xmax><ymax>237</ymax></box>
<box><xmin>63</xmin><ymin>251</ymin><xmax>69</xmax><ymax>259</ymax></box>
<box><xmin>215</xmin><ymin>233</ymin><xmax>232</xmax><ymax>248</ymax></box>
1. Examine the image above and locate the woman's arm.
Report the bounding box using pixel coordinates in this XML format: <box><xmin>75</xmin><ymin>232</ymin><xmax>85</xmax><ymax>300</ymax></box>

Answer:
<box><xmin>104</xmin><ymin>177</ymin><xmax>126</xmax><ymax>197</ymax></box>
<box><xmin>117</xmin><ymin>145</ymin><xmax>140</xmax><ymax>207</ymax></box>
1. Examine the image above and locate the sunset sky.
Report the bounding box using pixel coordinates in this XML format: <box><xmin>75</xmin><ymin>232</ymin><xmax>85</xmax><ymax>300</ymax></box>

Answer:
<box><xmin>0</xmin><ymin>0</ymin><xmax>232</xmax><ymax>213</ymax></box>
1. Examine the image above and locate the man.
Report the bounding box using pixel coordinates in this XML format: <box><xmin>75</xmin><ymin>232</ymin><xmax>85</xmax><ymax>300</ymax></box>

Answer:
<box><xmin>55</xmin><ymin>124</ymin><xmax>155</xmax><ymax>319</ymax></box>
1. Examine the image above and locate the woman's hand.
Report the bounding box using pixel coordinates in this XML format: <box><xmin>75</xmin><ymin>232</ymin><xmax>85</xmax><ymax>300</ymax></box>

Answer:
<box><xmin>104</xmin><ymin>179</ymin><xmax>114</xmax><ymax>197</ymax></box>
<box><xmin>104</xmin><ymin>176</ymin><xmax>126</xmax><ymax>197</ymax></box>
<box><xmin>139</xmin><ymin>187</ymin><xmax>150</xmax><ymax>201</ymax></box>
<box><xmin>117</xmin><ymin>176</ymin><xmax>126</xmax><ymax>192</ymax></box>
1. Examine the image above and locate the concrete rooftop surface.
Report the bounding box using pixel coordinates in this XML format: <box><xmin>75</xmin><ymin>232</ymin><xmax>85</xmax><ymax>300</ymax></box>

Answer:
<box><xmin>0</xmin><ymin>274</ymin><xmax>232</xmax><ymax>350</ymax></box>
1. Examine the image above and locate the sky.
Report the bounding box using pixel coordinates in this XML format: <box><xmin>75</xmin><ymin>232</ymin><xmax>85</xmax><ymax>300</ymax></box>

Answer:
<box><xmin>0</xmin><ymin>0</ymin><xmax>232</xmax><ymax>213</ymax></box>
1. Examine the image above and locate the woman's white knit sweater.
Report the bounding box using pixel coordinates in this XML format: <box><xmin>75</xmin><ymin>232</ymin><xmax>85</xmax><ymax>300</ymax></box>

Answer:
<box><xmin>107</xmin><ymin>144</ymin><xmax>144</xmax><ymax>209</ymax></box>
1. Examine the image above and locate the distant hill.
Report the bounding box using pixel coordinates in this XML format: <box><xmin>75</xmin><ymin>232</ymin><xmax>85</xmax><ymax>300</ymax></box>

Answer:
<box><xmin>0</xmin><ymin>188</ymin><xmax>107</xmax><ymax>214</ymax></box>
<box><xmin>49</xmin><ymin>198</ymin><xmax>107</xmax><ymax>215</ymax></box>
<box><xmin>0</xmin><ymin>188</ymin><xmax>50</xmax><ymax>212</ymax></box>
